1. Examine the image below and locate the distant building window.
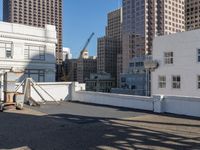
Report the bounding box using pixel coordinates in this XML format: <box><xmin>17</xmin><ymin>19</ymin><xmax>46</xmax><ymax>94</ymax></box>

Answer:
<box><xmin>24</xmin><ymin>44</ymin><xmax>45</xmax><ymax>60</ymax></box>
<box><xmin>135</xmin><ymin>62</ymin><xmax>144</xmax><ymax>67</ymax></box>
<box><xmin>129</xmin><ymin>63</ymin><xmax>134</xmax><ymax>67</ymax></box>
<box><xmin>0</xmin><ymin>41</ymin><xmax>12</xmax><ymax>58</ymax></box>
<box><xmin>172</xmin><ymin>75</ymin><xmax>181</xmax><ymax>89</ymax></box>
<box><xmin>164</xmin><ymin>52</ymin><xmax>173</xmax><ymax>64</ymax></box>
<box><xmin>197</xmin><ymin>49</ymin><xmax>200</xmax><ymax>62</ymax></box>
<box><xmin>158</xmin><ymin>76</ymin><xmax>166</xmax><ymax>88</ymax></box>
<box><xmin>131</xmin><ymin>85</ymin><xmax>136</xmax><ymax>89</ymax></box>
<box><xmin>121</xmin><ymin>77</ymin><xmax>126</xmax><ymax>82</ymax></box>
<box><xmin>198</xmin><ymin>75</ymin><xmax>200</xmax><ymax>89</ymax></box>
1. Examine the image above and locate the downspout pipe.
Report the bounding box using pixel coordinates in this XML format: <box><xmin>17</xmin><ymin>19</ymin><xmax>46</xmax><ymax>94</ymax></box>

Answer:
<box><xmin>0</xmin><ymin>73</ymin><xmax>4</xmax><ymax>102</ymax></box>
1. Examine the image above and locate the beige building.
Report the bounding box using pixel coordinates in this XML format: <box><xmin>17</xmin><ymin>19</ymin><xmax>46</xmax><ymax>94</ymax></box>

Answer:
<box><xmin>3</xmin><ymin>0</ymin><xmax>63</xmax><ymax>79</ymax></box>
<box><xmin>122</xmin><ymin>0</ymin><xmax>185</xmax><ymax>73</ymax></box>
<box><xmin>77</xmin><ymin>50</ymin><xmax>97</xmax><ymax>83</ymax></box>
<box><xmin>185</xmin><ymin>0</ymin><xmax>200</xmax><ymax>30</ymax></box>
<box><xmin>66</xmin><ymin>50</ymin><xmax>97</xmax><ymax>83</ymax></box>
<box><xmin>97</xmin><ymin>8</ymin><xmax>122</xmax><ymax>87</ymax></box>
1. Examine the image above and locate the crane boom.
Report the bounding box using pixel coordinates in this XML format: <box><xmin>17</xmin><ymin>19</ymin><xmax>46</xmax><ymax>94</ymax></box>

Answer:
<box><xmin>82</xmin><ymin>32</ymin><xmax>95</xmax><ymax>51</ymax></box>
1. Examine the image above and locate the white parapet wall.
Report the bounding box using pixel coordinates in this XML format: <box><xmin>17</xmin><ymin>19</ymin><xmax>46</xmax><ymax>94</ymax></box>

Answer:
<box><xmin>72</xmin><ymin>82</ymin><xmax>154</xmax><ymax>111</ymax></box>
<box><xmin>13</xmin><ymin>81</ymin><xmax>200</xmax><ymax>117</ymax></box>
<box><xmin>73</xmin><ymin>91</ymin><xmax>153</xmax><ymax>111</ymax></box>
<box><xmin>30</xmin><ymin>82</ymin><xmax>72</xmax><ymax>102</ymax></box>
<box><xmin>71</xmin><ymin>82</ymin><xmax>200</xmax><ymax>117</ymax></box>
<box><xmin>16</xmin><ymin>82</ymin><xmax>72</xmax><ymax>102</ymax></box>
<box><xmin>162</xmin><ymin>96</ymin><xmax>200</xmax><ymax>117</ymax></box>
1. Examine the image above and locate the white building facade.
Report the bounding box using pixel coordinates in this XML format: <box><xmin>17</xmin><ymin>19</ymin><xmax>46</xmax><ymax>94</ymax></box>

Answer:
<box><xmin>152</xmin><ymin>29</ymin><xmax>200</xmax><ymax>97</ymax></box>
<box><xmin>0</xmin><ymin>22</ymin><xmax>57</xmax><ymax>82</ymax></box>
<box><xmin>63</xmin><ymin>47</ymin><xmax>72</xmax><ymax>61</ymax></box>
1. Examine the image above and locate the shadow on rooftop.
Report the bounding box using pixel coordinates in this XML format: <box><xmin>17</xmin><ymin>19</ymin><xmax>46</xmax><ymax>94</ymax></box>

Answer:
<box><xmin>0</xmin><ymin>109</ymin><xmax>200</xmax><ymax>150</ymax></box>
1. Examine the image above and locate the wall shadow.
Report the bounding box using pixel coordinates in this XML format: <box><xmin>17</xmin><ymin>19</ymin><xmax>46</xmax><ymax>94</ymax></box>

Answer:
<box><xmin>17</xmin><ymin>53</ymin><xmax>56</xmax><ymax>82</ymax></box>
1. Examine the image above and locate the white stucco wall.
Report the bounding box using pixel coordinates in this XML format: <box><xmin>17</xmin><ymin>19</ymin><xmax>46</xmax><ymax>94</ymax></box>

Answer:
<box><xmin>0</xmin><ymin>22</ymin><xmax>57</xmax><ymax>82</ymax></box>
<box><xmin>16</xmin><ymin>82</ymin><xmax>72</xmax><ymax>102</ymax></box>
<box><xmin>152</xmin><ymin>29</ymin><xmax>200</xmax><ymax>97</ymax></box>
<box><xmin>30</xmin><ymin>82</ymin><xmax>71</xmax><ymax>102</ymax></box>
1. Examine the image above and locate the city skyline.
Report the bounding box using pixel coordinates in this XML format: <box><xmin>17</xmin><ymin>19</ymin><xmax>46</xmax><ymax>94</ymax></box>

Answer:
<box><xmin>0</xmin><ymin>0</ymin><xmax>121</xmax><ymax>58</ymax></box>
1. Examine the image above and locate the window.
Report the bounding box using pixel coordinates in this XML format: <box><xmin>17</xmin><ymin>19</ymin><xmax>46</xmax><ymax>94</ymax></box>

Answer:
<box><xmin>24</xmin><ymin>69</ymin><xmax>45</xmax><ymax>82</ymax></box>
<box><xmin>158</xmin><ymin>76</ymin><xmax>166</xmax><ymax>88</ymax></box>
<box><xmin>135</xmin><ymin>62</ymin><xmax>144</xmax><ymax>67</ymax></box>
<box><xmin>121</xmin><ymin>77</ymin><xmax>126</xmax><ymax>82</ymax></box>
<box><xmin>164</xmin><ymin>52</ymin><xmax>173</xmax><ymax>64</ymax></box>
<box><xmin>5</xmin><ymin>43</ymin><xmax>12</xmax><ymax>58</ymax></box>
<box><xmin>198</xmin><ymin>75</ymin><xmax>200</xmax><ymax>89</ymax></box>
<box><xmin>0</xmin><ymin>41</ymin><xmax>12</xmax><ymax>58</ymax></box>
<box><xmin>197</xmin><ymin>49</ymin><xmax>200</xmax><ymax>62</ymax></box>
<box><xmin>172</xmin><ymin>75</ymin><xmax>181</xmax><ymax>89</ymax></box>
<box><xmin>24</xmin><ymin>44</ymin><xmax>45</xmax><ymax>60</ymax></box>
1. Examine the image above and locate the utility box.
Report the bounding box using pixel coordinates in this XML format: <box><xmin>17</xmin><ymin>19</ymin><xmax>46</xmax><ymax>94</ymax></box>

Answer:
<box><xmin>3</xmin><ymin>82</ymin><xmax>16</xmax><ymax>92</ymax></box>
<box><xmin>153</xmin><ymin>95</ymin><xmax>165</xmax><ymax>113</ymax></box>
<box><xmin>3</xmin><ymin>71</ymin><xmax>23</xmax><ymax>93</ymax></box>
<box><xmin>4</xmin><ymin>72</ymin><xmax>23</xmax><ymax>82</ymax></box>
<box><xmin>4</xmin><ymin>92</ymin><xmax>15</xmax><ymax>103</ymax></box>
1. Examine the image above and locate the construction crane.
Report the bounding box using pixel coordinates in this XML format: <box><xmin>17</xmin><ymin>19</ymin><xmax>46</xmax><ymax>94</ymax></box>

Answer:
<box><xmin>82</xmin><ymin>32</ymin><xmax>95</xmax><ymax>51</ymax></box>
<box><xmin>79</xmin><ymin>32</ymin><xmax>95</xmax><ymax>58</ymax></box>
<box><xmin>61</xmin><ymin>32</ymin><xmax>95</xmax><ymax>81</ymax></box>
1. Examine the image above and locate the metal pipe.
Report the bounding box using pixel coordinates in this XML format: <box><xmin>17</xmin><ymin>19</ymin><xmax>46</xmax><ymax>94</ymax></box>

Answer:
<box><xmin>30</xmin><ymin>78</ymin><xmax>59</xmax><ymax>104</ymax></box>
<box><xmin>29</xmin><ymin>79</ymin><xmax>47</xmax><ymax>103</ymax></box>
<box><xmin>0</xmin><ymin>73</ymin><xmax>4</xmax><ymax>102</ymax></box>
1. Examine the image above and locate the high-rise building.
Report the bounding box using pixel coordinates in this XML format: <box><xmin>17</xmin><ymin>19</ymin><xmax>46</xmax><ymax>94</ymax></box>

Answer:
<box><xmin>185</xmin><ymin>0</ymin><xmax>200</xmax><ymax>30</ymax></box>
<box><xmin>97</xmin><ymin>37</ymin><xmax>119</xmax><ymax>78</ymax></box>
<box><xmin>65</xmin><ymin>59</ymin><xmax>78</xmax><ymax>82</ymax></box>
<box><xmin>122</xmin><ymin>0</ymin><xmax>185</xmax><ymax>73</ymax></box>
<box><xmin>97</xmin><ymin>8</ymin><xmax>122</xmax><ymax>87</ymax></box>
<box><xmin>3</xmin><ymin>0</ymin><xmax>63</xmax><ymax>79</ymax></box>
<box><xmin>106</xmin><ymin>9</ymin><xmax>122</xmax><ymax>42</ymax></box>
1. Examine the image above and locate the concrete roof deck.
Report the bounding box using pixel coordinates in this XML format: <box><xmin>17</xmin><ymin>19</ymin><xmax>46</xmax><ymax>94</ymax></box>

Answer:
<box><xmin>0</xmin><ymin>102</ymin><xmax>200</xmax><ymax>150</ymax></box>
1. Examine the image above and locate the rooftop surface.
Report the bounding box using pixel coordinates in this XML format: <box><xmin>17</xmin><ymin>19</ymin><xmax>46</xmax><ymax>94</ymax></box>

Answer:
<box><xmin>0</xmin><ymin>102</ymin><xmax>200</xmax><ymax>150</ymax></box>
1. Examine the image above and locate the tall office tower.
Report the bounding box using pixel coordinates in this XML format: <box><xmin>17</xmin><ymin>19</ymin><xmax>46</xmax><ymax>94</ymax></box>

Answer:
<box><xmin>97</xmin><ymin>8</ymin><xmax>122</xmax><ymax>87</ymax></box>
<box><xmin>106</xmin><ymin>9</ymin><xmax>122</xmax><ymax>42</ymax></box>
<box><xmin>185</xmin><ymin>0</ymin><xmax>200</xmax><ymax>30</ymax></box>
<box><xmin>122</xmin><ymin>0</ymin><xmax>185</xmax><ymax>73</ymax></box>
<box><xmin>97</xmin><ymin>37</ymin><xmax>119</xmax><ymax>79</ymax></box>
<box><xmin>3</xmin><ymin>0</ymin><xmax>63</xmax><ymax>80</ymax></box>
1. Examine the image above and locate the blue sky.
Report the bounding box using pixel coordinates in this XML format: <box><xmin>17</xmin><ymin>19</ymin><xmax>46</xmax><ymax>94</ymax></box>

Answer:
<box><xmin>0</xmin><ymin>0</ymin><xmax>121</xmax><ymax>58</ymax></box>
